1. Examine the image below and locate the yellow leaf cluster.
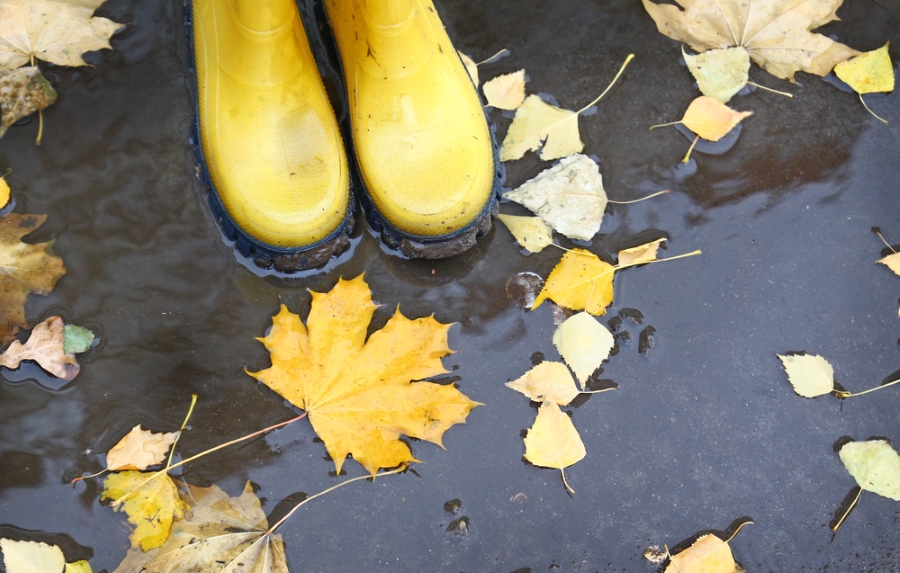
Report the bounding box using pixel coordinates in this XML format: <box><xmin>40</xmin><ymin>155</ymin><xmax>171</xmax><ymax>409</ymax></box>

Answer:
<box><xmin>251</xmin><ymin>275</ymin><xmax>480</xmax><ymax>475</ymax></box>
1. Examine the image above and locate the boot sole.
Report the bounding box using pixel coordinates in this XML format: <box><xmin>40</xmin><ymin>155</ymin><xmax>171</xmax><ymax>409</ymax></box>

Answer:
<box><xmin>184</xmin><ymin>3</ymin><xmax>356</xmax><ymax>273</ymax></box>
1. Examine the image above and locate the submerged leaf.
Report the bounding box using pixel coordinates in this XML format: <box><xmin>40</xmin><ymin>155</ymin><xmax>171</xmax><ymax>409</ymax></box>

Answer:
<box><xmin>553</xmin><ymin>312</ymin><xmax>615</xmax><ymax>388</ymax></box>
<box><xmin>532</xmin><ymin>249</ymin><xmax>615</xmax><ymax>316</ymax></box>
<box><xmin>250</xmin><ymin>275</ymin><xmax>480</xmax><ymax>475</ymax></box>
<box><xmin>680</xmin><ymin>96</ymin><xmax>753</xmax><ymax>141</ymax></box>
<box><xmin>664</xmin><ymin>534</ymin><xmax>735</xmax><ymax>573</ymax></box>
<box><xmin>106</xmin><ymin>425</ymin><xmax>179</xmax><ymax>471</ymax></box>
<box><xmin>504</xmin><ymin>154</ymin><xmax>607</xmax><ymax>241</ymax></box>
<box><xmin>839</xmin><ymin>439</ymin><xmax>900</xmax><ymax>501</ymax></box>
<box><xmin>683</xmin><ymin>46</ymin><xmax>750</xmax><ymax>103</ymax></box>
<box><xmin>0</xmin><ymin>67</ymin><xmax>57</xmax><ymax>138</ymax></box>
<box><xmin>102</xmin><ymin>471</ymin><xmax>186</xmax><ymax>551</ymax></box>
<box><xmin>497</xmin><ymin>214</ymin><xmax>554</xmax><ymax>253</ymax></box>
<box><xmin>500</xmin><ymin>94</ymin><xmax>581</xmax><ymax>161</ymax></box>
<box><xmin>506</xmin><ymin>361</ymin><xmax>580</xmax><ymax>406</ymax></box>
<box><xmin>777</xmin><ymin>353</ymin><xmax>834</xmax><ymax>398</ymax></box>
<box><xmin>1</xmin><ymin>315</ymin><xmax>76</xmax><ymax>378</ymax></box>
<box><xmin>834</xmin><ymin>43</ymin><xmax>894</xmax><ymax>95</ymax></box>
<box><xmin>483</xmin><ymin>69</ymin><xmax>526</xmax><ymax>110</ymax></box>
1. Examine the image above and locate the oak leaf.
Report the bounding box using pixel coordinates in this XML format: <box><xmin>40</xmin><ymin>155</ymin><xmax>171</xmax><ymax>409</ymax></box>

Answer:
<box><xmin>483</xmin><ymin>69</ymin><xmax>526</xmax><ymax>110</ymax></box>
<box><xmin>0</xmin><ymin>0</ymin><xmax>124</xmax><ymax>70</ymax></box>
<box><xmin>532</xmin><ymin>249</ymin><xmax>616</xmax><ymax>316</ymax></box>
<box><xmin>500</xmin><ymin>94</ymin><xmax>581</xmax><ymax>161</ymax></box>
<box><xmin>1</xmin><ymin>315</ymin><xmax>76</xmax><ymax>378</ymax></box>
<box><xmin>506</xmin><ymin>361</ymin><xmax>580</xmax><ymax>406</ymax></box>
<box><xmin>111</xmin><ymin>482</ymin><xmax>287</xmax><ymax>573</ymax></box>
<box><xmin>680</xmin><ymin>96</ymin><xmax>753</xmax><ymax>142</ymax></box>
<box><xmin>504</xmin><ymin>154</ymin><xmax>607</xmax><ymax>241</ymax></box>
<box><xmin>664</xmin><ymin>534</ymin><xmax>735</xmax><ymax>573</ymax></box>
<box><xmin>777</xmin><ymin>353</ymin><xmax>834</xmax><ymax>397</ymax></box>
<box><xmin>250</xmin><ymin>275</ymin><xmax>480</xmax><ymax>476</ymax></box>
<box><xmin>497</xmin><ymin>214</ymin><xmax>554</xmax><ymax>253</ymax></box>
<box><xmin>553</xmin><ymin>312</ymin><xmax>615</xmax><ymax>388</ymax></box>
<box><xmin>106</xmin><ymin>425</ymin><xmax>179</xmax><ymax>471</ymax></box>
<box><xmin>834</xmin><ymin>43</ymin><xmax>894</xmax><ymax>95</ymax></box>
<box><xmin>0</xmin><ymin>67</ymin><xmax>56</xmax><ymax>138</ymax></box>
<box><xmin>0</xmin><ymin>214</ymin><xmax>66</xmax><ymax>344</ymax></box>
<box><xmin>642</xmin><ymin>0</ymin><xmax>859</xmax><ymax>82</ymax></box>
<box><xmin>101</xmin><ymin>471</ymin><xmax>186</xmax><ymax>551</ymax></box>
<box><xmin>524</xmin><ymin>401</ymin><xmax>585</xmax><ymax>493</ymax></box>
<box><xmin>683</xmin><ymin>46</ymin><xmax>750</xmax><ymax>103</ymax></box>
<box><xmin>839</xmin><ymin>439</ymin><xmax>900</xmax><ymax>500</ymax></box>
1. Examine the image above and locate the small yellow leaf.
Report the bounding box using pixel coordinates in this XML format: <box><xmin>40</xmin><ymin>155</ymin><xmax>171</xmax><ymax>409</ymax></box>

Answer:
<box><xmin>106</xmin><ymin>424</ymin><xmax>179</xmax><ymax>471</ymax></box>
<box><xmin>839</xmin><ymin>439</ymin><xmax>900</xmax><ymax>500</ymax></box>
<box><xmin>618</xmin><ymin>238</ymin><xmax>666</xmax><ymax>267</ymax></box>
<box><xmin>506</xmin><ymin>361</ymin><xmax>580</xmax><ymax>406</ymax></box>
<box><xmin>681</xmin><ymin>96</ymin><xmax>753</xmax><ymax>141</ymax></box>
<box><xmin>778</xmin><ymin>353</ymin><xmax>834</xmax><ymax>398</ymax></box>
<box><xmin>459</xmin><ymin>51</ymin><xmax>479</xmax><ymax>86</ymax></box>
<box><xmin>524</xmin><ymin>401</ymin><xmax>585</xmax><ymax>475</ymax></box>
<box><xmin>0</xmin><ymin>539</ymin><xmax>64</xmax><ymax>573</ymax></box>
<box><xmin>0</xmin><ymin>177</ymin><xmax>9</xmax><ymax>208</ymax></box>
<box><xmin>101</xmin><ymin>471</ymin><xmax>186</xmax><ymax>551</ymax></box>
<box><xmin>497</xmin><ymin>214</ymin><xmax>553</xmax><ymax>253</ymax></box>
<box><xmin>532</xmin><ymin>249</ymin><xmax>615</xmax><ymax>316</ymax></box>
<box><xmin>834</xmin><ymin>43</ymin><xmax>894</xmax><ymax>95</ymax></box>
<box><xmin>65</xmin><ymin>561</ymin><xmax>92</xmax><ymax>573</ymax></box>
<box><xmin>684</xmin><ymin>46</ymin><xmax>750</xmax><ymax>103</ymax></box>
<box><xmin>553</xmin><ymin>312</ymin><xmax>615</xmax><ymax>388</ymax></box>
<box><xmin>483</xmin><ymin>69</ymin><xmax>526</xmax><ymax>110</ymax></box>
<box><xmin>500</xmin><ymin>94</ymin><xmax>581</xmax><ymax>161</ymax></box>
<box><xmin>877</xmin><ymin>252</ymin><xmax>900</xmax><ymax>276</ymax></box>
<box><xmin>664</xmin><ymin>534</ymin><xmax>735</xmax><ymax>573</ymax></box>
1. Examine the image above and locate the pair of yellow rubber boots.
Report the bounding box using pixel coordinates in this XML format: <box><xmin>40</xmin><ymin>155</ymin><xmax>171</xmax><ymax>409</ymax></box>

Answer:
<box><xmin>192</xmin><ymin>0</ymin><xmax>498</xmax><ymax>271</ymax></box>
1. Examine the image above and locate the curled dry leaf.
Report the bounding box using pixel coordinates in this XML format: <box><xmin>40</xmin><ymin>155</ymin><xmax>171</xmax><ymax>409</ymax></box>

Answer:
<box><xmin>1</xmin><ymin>316</ymin><xmax>76</xmax><ymax>378</ymax></box>
<box><xmin>0</xmin><ymin>67</ymin><xmax>56</xmax><ymax>138</ymax></box>
<box><xmin>839</xmin><ymin>439</ymin><xmax>900</xmax><ymax>500</ymax></box>
<box><xmin>497</xmin><ymin>214</ymin><xmax>554</xmax><ymax>253</ymax></box>
<box><xmin>642</xmin><ymin>0</ymin><xmax>858</xmax><ymax>82</ymax></box>
<box><xmin>250</xmin><ymin>275</ymin><xmax>480</xmax><ymax>476</ymax></box>
<box><xmin>553</xmin><ymin>312</ymin><xmax>615</xmax><ymax>388</ymax></box>
<box><xmin>0</xmin><ymin>0</ymin><xmax>125</xmax><ymax>69</ymax></box>
<box><xmin>500</xmin><ymin>94</ymin><xmax>581</xmax><ymax>161</ymax></box>
<box><xmin>504</xmin><ymin>154</ymin><xmax>607</xmax><ymax>241</ymax></box>
<box><xmin>106</xmin><ymin>425</ymin><xmax>179</xmax><ymax>471</ymax></box>
<box><xmin>0</xmin><ymin>214</ymin><xmax>66</xmax><ymax>344</ymax></box>
<box><xmin>483</xmin><ymin>69</ymin><xmax>526</xmax><ymax>110</ymax></box>
<box><xmin>664</xmin><ymin>534</ymin><xmax>735</xmax><ymax>573</ymax></box>
<box><xmin>506</xmin><ymin>361</ymin><xmax>581</xmax><ymax>406</ymax></box>
<box><xmin>680</xmin><ymin>96</ymin><xmax>753</xmax><ymax>142</ymax></box>
<box><xmin>777</xmin><ymin>353</ymin><xmax>834</xmax><ymax>398</ymax></box>
<box><xmin>524</xmin><ymin>401</ymin><xmax>586</xmax><ymax>493</ymax></box>
<box><xmin>834</xmin><ymin>43</ymin><xmax>894</xmax><ymax>95</ymax></box>
<box><xmin>102</xmin><ymin>471</ymin><xmax>187</xmax><ymax>551</ymax></box>
<box><xmin>683</xmin><ymin>46</ymin><xmax>750</xmax><ymax>103</ymax></box>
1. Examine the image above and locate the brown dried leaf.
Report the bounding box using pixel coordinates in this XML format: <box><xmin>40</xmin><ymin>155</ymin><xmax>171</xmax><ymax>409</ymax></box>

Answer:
<box><xmin>0</xmin><ymin>315</ymin><xmax>75</xmax><ymax>377</ymax></box>
<box><xmin>106</xmin><ymin>425</ymin><xmax>180</xmax><ymax>471</ymax></box>
<box><xmin>0</xmin><ymin>67</ymin><xmax>56</xmax><ymax>138</ymax></box>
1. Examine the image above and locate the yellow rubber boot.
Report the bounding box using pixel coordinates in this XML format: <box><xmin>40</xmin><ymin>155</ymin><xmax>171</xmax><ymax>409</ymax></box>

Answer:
<box><xmin>324</xmin><ymin>0</ymin><xmax>498</xmax><ymax>258</ymax></box>
<box><xmin>192</xmin><ymin>0</ymin><xmax>352</xmax><ymax>271</ymax></box>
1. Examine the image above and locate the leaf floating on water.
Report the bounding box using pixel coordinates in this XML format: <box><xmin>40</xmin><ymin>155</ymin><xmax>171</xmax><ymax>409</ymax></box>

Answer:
<box><xmin>683</xmin><ymin>46</ymin><xmax>750</xmax><ymax>103</ymax></box>
<box><xmin>834</xmin><ymin>43</ymin><xmax>895</xmax><ymax>95</ymax></box>
<box><xmin>102</xmin><ymin>471</ymin><xmax>187</xmax><ymax>551</ymax></box>
<box><xmin>504</xmin><ymin>154</ymin><xmax>607</xmax><ymax>241</ymax></box>
<box><xmin>65</xmin><ymin>561</ymin><xmax>93</xmax><ymax>573</ymax></box>
<box><xmin>106</xmin><ymin>425</ymin><xmax>179</xmax><ymax>471</ymax></box>
<box><xmin>680</xmin><ymin>96</ymin><xmax>753</xmax><ymax>142</ymax></box>
<box><xmin>532</xmin><ymin>249</ymin><xmax>616</xmax><ymax>316</ymax></box>
<box><xmin>500</xmin><ymin>94</ymin><xmax>582</xmax><ymax>161</ymax></box>
<box><xmin>0</xmin><ymin>67</ymin><xmax>57</xmax><ymax>138</ymax></box>
<box><xmin>250</xmin><ymin>275</ymin><xmax>480</xmax><ymax>476</ymax></box>
<box><xmin>839</xmin><ymin>439</ymin><xmax>900</xmax><ymax>501</ymax></box>
<box><xmin>64</xmin><ymin>324</ymin><xmax>95</xmax><ymax>354</ymax></box>
<box><xmin>1</xmin><ymin>316</ymin><xmax>76</xmax><ymax>378</ymax></box>
<box><xmin>642</xmin><ymin>0</ymin><xmax>859</xmax><ymax>82</ymax></box>
<box><xmin>506</xmin><ymin>361</ymin><xmax>581</xmax><ymax>406</ymax></box>
<box><xmin>553</xmin><ymin>312</ymin><xmax>615</xmax><ymax>388</ymax></box>
<box><xmin>664</xmin><ymin>534</ymin><xmax>735</xmax><ymax>573</ymax></box>
<box><xmin>497</xmin><ymin>214</ymin><xmax>554</xmax><ymax>253</ymax></box>
<box><xmin>483</xmin><ymin>69</ymin><xmax>526</xmax><ymax>110</ymax></box>
<box><xmin>523</xmin><ymin>401</ymin><xmax>586</xmax><ymax>493</ymax></box>
<box><xmin>877</xmin><ymin>252</ymin><xmax>900</xmax><ymax>276</ymax></box>
<box><xmin>618</xmin><ymin>238</ymin><xmax>665</xmax><ymax>267</ymax></box>
<box><xmin>0</xmin><ymin>539</ymin><xmax>64</xmax><ymax>573</ymax></box>
<box><xmin>777</xmin><ymin>353</ymin><xmax>834</xmax><ymax>398</ymax></box>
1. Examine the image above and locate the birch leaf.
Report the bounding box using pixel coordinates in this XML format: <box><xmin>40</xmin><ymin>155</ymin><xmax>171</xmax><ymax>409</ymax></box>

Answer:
<box><xmin>1</xmin><ymin>316</ymin><xmax>76</xmax><ymax>378</ymax></box>
<box><xmin>618</xmin><ymin>238</ymin><xmax>666</xmax><ymax>267</ymax></box>
<box><xmin>483</xmin><ymin>69</ymin><xmax>526</xmax><ymax>110</ymax></box>
<box><xmin>642</xmin><ymin>0</ymin><xmax>859</xmax><ymax>82</ymax></box>
<box><xmin>532</xmin><ymin>249</ymin><xmax>616</xmax><ymax>316</ymax></box>
<box><xmin>553</xmin><ymin>312</ymin><xmax>615</xmax><ymax>389</ymax></box>
<box><xmin>681</xmin><ymin>96</ymin><xmax>753</xmax><ymax>141</ymax></box>
<box><xmin>877</xmin><ymin>252</ymin><xmax>900</xmax><ymax>276</ymax></box>
<box><xmin>834</xmin><ymin>43</ymin><xmax>894</xmax><ymax>94</ymax></box>
<box><xmin>101</xmin><ymin>471</ymin><xmax>186</xmax><ymax>551</ymax></box>
<box><xmin>0</xmin><ymin>176</ymin><xmax>8</xmax><ymax>208</ymax></box>
<box><xmin>497</xmin><ymin>214</ymin><xmax>554</xmax><ymax>253</ymax></box>
<box><xmin>664</xmin><ymin>534</ymin><xmax>735</xmax><ymax>573</ymax></box>
<box><xmin>777</xmin><ymin>353</ymin><xmax>834</xmax><ymax>398</ymax></box>
<box><xmin>506</xmin><ymin>361</ymin><xmax>580</xmax><ymax>406</ymax></box>
<box><xmin>105</xmin><ymin>425</ymin><xmax>179</xmax><ymax>471</ymax></box>
<box><xmin>503</xmin><ymin>154</ymin><xmax>607</xmax><ymax>241</ymax></box>
<box><xmin>524</xmin><ymin>401</ymin><xmax>585</xmax><ymax>493</ymax></box>
<box><xmin>0</xmin><ymin>67</ymin><xmax>56</xmax><ymax>138</ymax></box>
<box><xmin>683</xmin><ymin>46</ymin><xmax>750</xmax><ymax>103</ymax></box>
<box><xmin>839</xmin><ymin>439</ymin><xmax>900</xmax><ymax>501</ymax></box>
<box><xmin>65</xmin><ymin>562</ymin><xmax>92</xmax><ymax>573</ymax></box>
<box><xmin>0</xmin><ymin>539</ymin><xmax>64</xmax><ymax>573</ymax></box>
<box><xmin>459</xmin><ymin>52</ymin><xmax>479</xmax><ymax>86</ymax></box>
<box><xmin>500</xmin><ymin>94</ymin><xmax>581</xmax><ymax>161</ymax></box>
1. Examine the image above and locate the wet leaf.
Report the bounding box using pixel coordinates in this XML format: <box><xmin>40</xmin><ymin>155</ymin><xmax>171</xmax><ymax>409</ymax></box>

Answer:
<box><xmin>65</xmin><ymin>561</ymin><xmax>92</xmax><ymax>573</ymax></box>
<box><xmin>0</xmin><ymin>213</ymin><xmax>67</xmax><ymax>344</ymax></box>
<box><xmin>506</xmin><ymin>361</ymin><xmax>580</xmax><ymax>406</ymax></box>
<box><xmin>683</xmin><ymin>46</ymin><xmax>750</xmax><ymax>103</ymax></box>
<box><xmin>524</xmin><ymin>401</ymin><xmax>585</xmax><ymax>493</ymax></box>
<box><xmin>459</xmin><ymin>51</ymin><xmax>479</xmax><ymax>86</ymax></box>
<box><xmin>618</xmin><ymin>238</ymin><xmax>665</xmax><ymax>267</ymax></box>
<box><xmin>0</xmin><ymin>0</ymin><xmax>124</xmax><ymax>70</ymax></box>
<box><xmin>112</xmin><ymin>482</ymin><xmax>287</xmax><ymax>573</ymax></box>
<box><xmin>497</xmin><ymin>214</ymin><xmax>553</xmax><ymax>253</ymax></box>
<box><xmin>483</xmin><ymin>69</ymin><xmax>526</xmax><ymax>110</ymax></box>
<box><xmin>1</xmin><ymin>539</ymin><xmax>64</xmax><ymax>573</ymax></box>
<box><xmin>0</xmin><ymin>67</ymin><xmax>56</xmax><ymax>138</ymax></box>
<box><xmin>1</xmin><ymin>315</ymin><xmax>76</xmax><ymax>378</ymax></box>
<box><xmin>553</xmin><ymin>312</ymin><xmax>615</xmax><ymax>388</ymax></box>
<box><xmin>0</xmin><ymin>176</ymin><xmax>8</xmax><ymax>208</ymax></box>
<box><xmin>101</xmin><ymin>471</ymin><xmax>186</xmax><ymax>551</ymax></box>
<box><xmin>664</xmin><ymin>534</ymin><xmax>735</xmax><ymax>573</ymax></box>
<box><xmin>63</xmin><ymin>324</ymin><xmax>95</xmax><ymax>353</ymax></box>
<box><xmin>250</xmin><ymin>275</ymin><xmax>480</xmax><ymax>475</ymax></box>
<box><xmin>642</xmin><ymin>0</ymin><xmax>859</xmax><ymax>82</ymax></box>
<box><xmin>834</xmin><ymin>43</ymin><xmax>894</xmax><ymax>94</ymax></box>
<box><xmin>504</xmin><ymin>154</ymin><xmax>607</xmax><ymax>241</ymax></box>
<box><xmin>532</xmin><ymin>249</ymin><xmax>616</xmax><ymax>316</ymax></box>
<box><xmin>500</xmin><ymin>94</ymin><xmax>581</xmax><ymax>161</ymax></box>
<box><xmin>681</xmin><ymin>96</ymin><xmax>753</xmax><ymax>141</ymax></box>
<box><xmin>106</xmin><ymin>425</ymin><xmax>179</xmax><ymax>471</ymax></box>
<box><xmin>839</xmin><ymin>439</ymin><xmax>900</xmax><ymax>500</ymax></box>
<box><xmin>877</xmin><ymin>252</ymin><xmax>900</xmax><ymax>276</ymax></box>
<box><xmin>777</xmin><ymin>353</ymin><xmax>834</xmax><ymax>398</ymax></box>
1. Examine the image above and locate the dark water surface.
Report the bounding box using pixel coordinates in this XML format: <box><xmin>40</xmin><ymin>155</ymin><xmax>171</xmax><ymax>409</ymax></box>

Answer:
<box><xmin>1</xmin><ymin>0</ymin><xmax>900</xmax><ymax>572</ymax></box>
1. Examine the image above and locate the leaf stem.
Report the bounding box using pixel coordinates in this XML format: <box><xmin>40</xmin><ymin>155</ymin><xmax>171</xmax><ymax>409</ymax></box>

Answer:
<box><xmin>615</xmin><ymin>249</ymin><xmax>702</xmax><ymax>272</ymax></box>
<box><xmin>859</xmin><ymin>94</ymin><xmax>888</xmax><ymax>124</ymax></box>
<box><xmin>111</xmin><ymin>413</ymin><xmax>307</xmax><ymax>507</ymax></box>
<box><xmin>577</xmin><ymin>54</ymin><xmax>635</xmax><ymax>115</ymax></box>
<box><xmin>682</xmin><ymin>135</ymin><xmax>700</xmax><ymax>163</ymax></box>
<box><xmin>747</xmin><ymin>81</ymin><xmax>793</xmax><ymax>98</ymax></box>
<box><xmin>560</xmin><ymin>468</ymin><xmax>574</xmax><ymax>495</ymax></box>
<box><xmin>36</xmin><ymin>110</ymin><xmax>44</xmax><ymax>146</ymax></box>
<box><xmin>476</xmin><ymin>49</ymin><xmax>510</xmax><ymax>66</ymax></box>
<box><xmin>166</xmin><ymin>394</ymin><xmax>198</xmax><ymax>469</ymax></box>
<box><xmin>664</xmin><ymin>545</ymin><xmax>685</xmax><ymax>573</ymax></box>
<box><xmin>608</xmin><ymin>190</ymin><xmax>670</xmax><ymax>204</ymax></box>
<box><xmin>649</xmin><ymin>121</ymin><xmax>682</xmax><ymax>130</ymax></box>
<box><xmin>834</xmin><ymin>377</ymin><xmax>900</xmax><ymax>398</ymax></box>
<box><xmin>831</xmin><ymin>486</ymin><xmax>864</xmax><ymax>532</ymax></box>
<box><xmin>873</xmin><ymin>228</ymin><xmax>896</xmax><ymax>253</ymax></box>
<box><xmin>724</xmin><ymin>518</ymin><xmax>753</xmax><ymax>543</ymax></box>
<box><xmin>266</xmin><ymin>466</ymin><xmax>406</xmax><ymax>535</ymax></box>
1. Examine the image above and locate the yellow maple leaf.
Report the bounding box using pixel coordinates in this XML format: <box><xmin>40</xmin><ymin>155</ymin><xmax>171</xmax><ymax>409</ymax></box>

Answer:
<box><xmin>680</xmin><ymin>96</ymin><xmax>753</xmax><ymax>142</ymax></box>
<box><xmin>105</xmin><ymin>424</ymin><xmax>179</xmax><ymax>471</ymax></box>
<box><xmin>250</xmin><ymin>275</ymin><xmax>481</xmax><ymax>475</ymax></box>
<box><xmin>618</xmin><ymin>238</ymin><xmax>666</xmax><ymax>267</ymax></box>
<box><xmin>0</xmin><ymin>0</ymin><xmax>124</xmax><ymax>70</ymax></box>
<box><xmin>664</xmin><ymin>534</ymin><xmax>735</xmax><ymax>573</ymax></box>
<box><xmin>0</xmin><ymin>214</ymin><xmax>66</xmax><ymax>344</ymax></box>
<box><xmin>101</xmin><ymin>471</ymin><xmax>186</xmax><ymax>551</ymax></box>
<box><xmin>531</xmin><ymin>248</ymin><xmax>616</xmax><ymax>316</ymax></box>
<box><xmin>483</xmin><ymin>69</ymin><xmax>526</xmax><ymax>110</ymax></box>
<box><xmin>524</xmin><ymin>401</ymin><xmax>586</xmax><ymax>494</ymax></box>
<box><xmin>834</xmin><ymin>43</ymin><xmax>894</xmax><ymax>95</ymax></box>
<box><xmin>643</xmin><ymin>0</ymin><xmax>859</xmax><ymax>82</ymax></box>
